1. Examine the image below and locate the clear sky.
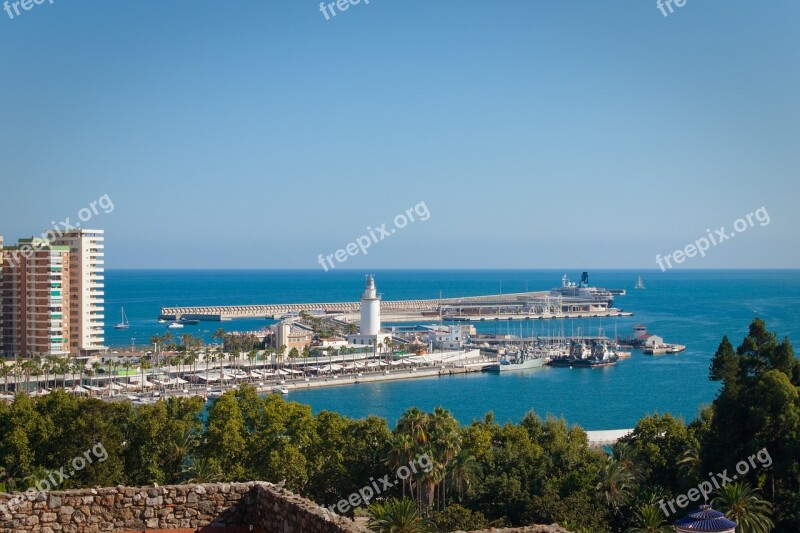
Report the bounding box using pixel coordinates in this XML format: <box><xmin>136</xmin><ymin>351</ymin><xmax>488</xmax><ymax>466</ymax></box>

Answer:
<box><xmin>1</xmin><ymin>0</ymin><xmax>798</xmax><ymax>270</ymax></box>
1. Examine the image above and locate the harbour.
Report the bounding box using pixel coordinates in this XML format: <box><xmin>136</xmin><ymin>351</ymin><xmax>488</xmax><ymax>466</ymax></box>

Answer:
<box><xmin>63</xmin><ymin>269</ymin><xmax>800</xmax><ymax>429</ymax></box>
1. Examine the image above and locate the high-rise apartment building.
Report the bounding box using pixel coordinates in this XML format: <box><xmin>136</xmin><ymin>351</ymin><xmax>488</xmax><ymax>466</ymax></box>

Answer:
<box><xmin>0</xmin><ymin>229</ymin><xmax>105</xmax><ymax>358</ymax></box>
<box><xmin>53</xmin><ymin>230</ymin><xmax>105</xmax><ymax>356</ymax></box>
<box><xmin>0</xmin><ymin>238</ymin><xmax>72</xmax><ymax>357</ymax></box>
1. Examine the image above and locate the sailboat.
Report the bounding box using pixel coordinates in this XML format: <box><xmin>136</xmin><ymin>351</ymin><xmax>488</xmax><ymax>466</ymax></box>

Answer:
<box><xmin>634</xmin><ymin>275</ymin><xmax>646</xmax><ymax>290</ymax></box>
<box><xmin>115</xmin><ymin>307</ymin><xmax>130</xmax><ymax>329</ymax></box>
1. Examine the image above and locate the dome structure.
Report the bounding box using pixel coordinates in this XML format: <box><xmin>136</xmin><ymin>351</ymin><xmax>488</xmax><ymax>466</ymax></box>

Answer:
<box><xmin>674</xmin><ymin>505</ymin><xmax>737</xmax><ymax>533</ymax></box>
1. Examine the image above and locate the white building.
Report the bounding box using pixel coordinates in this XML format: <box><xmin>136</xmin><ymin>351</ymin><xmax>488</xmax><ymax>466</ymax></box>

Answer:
<box><xmin>347</xmin><ymin>275</ymin><xmax>391</xmax><ymax>350</ymax></box>
<box><xmin>319</xmin><ymin>337</ymin><xmax>348</xmax><ymax>348</ymax></box>
<box><xmin>427</xmin><ymin>325</ymin><xmax>471</xmax><ymax>350</ymax></box>
<box><xmin>641</xmin><ymin>334</ymin><xmax>664</xmax><ymax>347</ymax></box>
<box><xmin>53</xmin><ymin>229</ymin><xmax>105</xmax><ymax>357</ymax></box>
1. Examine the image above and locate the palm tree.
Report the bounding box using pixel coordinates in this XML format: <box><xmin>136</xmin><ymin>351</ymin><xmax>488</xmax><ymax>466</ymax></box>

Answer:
<box><xmin>181</xmin><ymin>457</ymin><xmax>221</xmax><ymax>484</ymax></box>
<box><xmin>211</xmin><ymin>328</ymin><xmax>226</xmax><ymax>351</ymax></box>
<box><xmin>387</xmin><ymin>433</ymin><xmax>416</xmax><ymax>499</ymax></box>
<box><xmin>597</xmin><ymin>457</ymin><xmax>635</xmax><ymax>513</ymax></box>
<box><xmin>86</xmin><ymin>368</ymin><xmax>97</xmax><ymax>396</ymax></box>
<box><xmin>109</xmin><ymin>358</ymin><xmax>119</xmax><ymax>392</ymax></box>
<box><xmin>246</xmin><ymin>349</ymin><xmax>257</xmax><ymax>378</ymax></box>
<box><xmin>203</xmin><ymin>349</ymin><xmax>212</xmax><ymax>384</ymax></box>
<box><xmin>0</xmin><ymin>363</ymin><xmax>11</xmax><ymax>394</ymax></box>
<box><xmin>180</xmin><ymin>333</ymin><xmax>194</xmax><ymax>353</ymax></box>
<box><xmin>382</xmin><ymin>337</ymin><xmax>391</xmax><ymax>360</ymax></box>
<box><xmin>626</xmin><ymin>503</ymin><xmax>672</xmax><ymax>533</ymax></box>
<box><xmin>367</xmin><ymin>498</ymin><xmax>435</xmax><ymax>533</ymax></box>
<box><xmin>21</xmin><ymin>359</ymin><xmax>34</xmax><ymax>393</ymax></box>
<box><xmin>45</xmin><ymin>355</ymin><xmax>59</xmax><ymax>389</ymax></box>
<box><xmin>429</xmin><ymin>406</ymin><xmax>461</xmax><ymax>509</ymax></box>
<box><xmin>163</xmin><ymin>332</ymin><xmax>175</xmax><ymax>356</ymax></box>
<box><xmin>677</xmin><ymin>436</ymin><xmax>702</xmax><ymax>484</ymax></box>
<box><xmin>71</xmin><ymin>360</ymin><xmax>84</xmax><ymax>389</ymax></box>
<box><xmin>91</xmin><ymin>361</ymin><xmax>102</xmax><ymax>390</ymax></box>
<box><xmin>139</xmin><ymin>360</ymin><xmax>151</xmax><ymax>393</ymax></box>
<box><xmin>397</xmin><ymin>408</ymin><xmax>427</xmax><ymax>443</ymax></box>
<box><xmin>447</xmin><ymin>451</ymin><xmax>482</xmax><ymax>502</ymax></box>
<box><xmin>276</xmin><ymin>345</ymin><xmax>287</xmax><ymax>376</ymax></box>
<box><xmin>122</xmin><ymin>358</ymin><xmax>132</xmax><ymax>389</ymax></box>
<box><xmin>713</xmin><ymin>482</ymin><xmax>773</xmax><ymax>533</ymax></box>
<box><xmin>149</xmin><ymin>334</ymin><xmax>163</xmax><ymax>362</ymax></box>
<box><xmin>186</xmin><ymin>350</ymin><xmax>199</xmax><ymax>386</ymax></box>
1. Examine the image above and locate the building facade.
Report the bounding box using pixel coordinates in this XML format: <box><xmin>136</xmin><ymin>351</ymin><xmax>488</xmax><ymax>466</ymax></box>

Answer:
<box><xmin>52</xmin><ymin>229</ymin><xmax>106</xmax><ymax>356</ymax></box>
<box><xmin>0</xmin><ymin>238</ymin><xmax>72</xmax><ymax>357</ymax></box>
<box><xmin>0</xmin><ymin>229</ymin><xmax>105</xmax><ymax>358</ymax></box>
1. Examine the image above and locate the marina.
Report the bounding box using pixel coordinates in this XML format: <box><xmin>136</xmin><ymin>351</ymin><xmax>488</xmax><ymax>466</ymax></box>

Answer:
<box><xmin>7</xmin><ymin>268</ymin><xmax>793</xmax><ymax>430</ymax></box>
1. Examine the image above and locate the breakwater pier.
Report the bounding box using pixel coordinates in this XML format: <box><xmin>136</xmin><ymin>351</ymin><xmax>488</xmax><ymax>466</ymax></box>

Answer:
<box><xmin>160</xmin><ymin>290</ymin><xmax>632</xmax><ymax>322</ymax></box>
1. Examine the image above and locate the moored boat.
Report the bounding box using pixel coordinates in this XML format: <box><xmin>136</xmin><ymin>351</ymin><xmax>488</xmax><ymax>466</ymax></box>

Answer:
<box><xmin>487</xmin><ymin>349</ymin><xmax>548</xmax><ymax>372</ymax></box>
<box><xmin>548</xmin><ymin>340</ymin><xmax>619</xmax><ymax>367</ymax></box>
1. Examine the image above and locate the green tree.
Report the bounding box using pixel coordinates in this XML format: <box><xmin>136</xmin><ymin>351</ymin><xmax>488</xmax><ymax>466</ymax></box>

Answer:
<box><xmin>432</xmin><ymin>504</ymin><xmax>488</xmax><ymax>532</ymax></box>
<box><xmin>713</xmin><ymin>482</ymin><xmax>774</xmax><ymax>533</ymax></box>
<box><xmin>203</xmin><ymin>392</ymin><xmax>247</xmax><ymax>480</ymax></box>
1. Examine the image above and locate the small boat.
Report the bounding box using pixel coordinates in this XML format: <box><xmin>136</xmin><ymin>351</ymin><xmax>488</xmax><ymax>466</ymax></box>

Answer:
<box><xmin>167</xmin><ymin>322</ymin><xmax>184</xmax><ymax>329</ymax></box>
<box><xmin>272</xmin><ymin>386</ymin><xmax>289</xmax><ymax>395</ymax></box>
<box><xmin>635</xmin><ymin>275</ymin><xmax>646</xmax><ymax>290</ymax></box>
<box><xmin>179</xmin><ymin>318</ymin><xmax>200</xmax><ymax>325</ymax></box>
<box><xmin>114</xmin><ymin>307</ymin><xmax>130</xmax><ymax>329</ymax></box>
<box><xmin>158</xmin><ymin>319</ymin><xmax>167</xmax><ymax>324</ymax></box>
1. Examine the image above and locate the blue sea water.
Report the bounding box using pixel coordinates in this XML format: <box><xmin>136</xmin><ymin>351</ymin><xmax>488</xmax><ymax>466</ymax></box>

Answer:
<box><xmin>104</xmin><ymin>269</ymin><xmax>800</xmax><ymax>430</ymax></box>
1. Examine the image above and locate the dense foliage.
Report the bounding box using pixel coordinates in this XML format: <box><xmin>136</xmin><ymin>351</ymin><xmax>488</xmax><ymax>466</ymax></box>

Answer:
<box><xmin>0</xmin><ymin>319</ymin><xmax>796</xmax><ymax>532</ymax></box>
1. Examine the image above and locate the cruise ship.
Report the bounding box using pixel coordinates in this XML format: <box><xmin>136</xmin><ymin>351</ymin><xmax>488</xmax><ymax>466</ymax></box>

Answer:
<box><xmin>550</xmin><ymin>272</ymin><xmax>615</xmax><ymax>307</ymax></box>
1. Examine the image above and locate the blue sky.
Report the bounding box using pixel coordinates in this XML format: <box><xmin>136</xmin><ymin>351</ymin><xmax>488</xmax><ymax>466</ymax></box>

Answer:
<box><xmin>1</xmin><ymin>0</ymin><xmax>798</xmax><ymax>269</ymax></box>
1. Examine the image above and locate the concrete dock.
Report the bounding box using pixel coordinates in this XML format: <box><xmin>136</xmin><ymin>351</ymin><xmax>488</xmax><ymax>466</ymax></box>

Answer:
<box><xmin>160</xmin><ymin>290</ymin><xmax>630</xmax><ymax>322</ymax></box>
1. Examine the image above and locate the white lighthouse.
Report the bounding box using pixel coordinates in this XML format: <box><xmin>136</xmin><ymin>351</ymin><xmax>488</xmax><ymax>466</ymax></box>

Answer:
<box><xmin>347</xmin><ymin>275</ymin><xmax>391</xmax><ymax>349</ymax></box>
<box><xmin>360</xmin><ymin>275</ymin><xmax>381</xmax><ymax>336</ymax></box>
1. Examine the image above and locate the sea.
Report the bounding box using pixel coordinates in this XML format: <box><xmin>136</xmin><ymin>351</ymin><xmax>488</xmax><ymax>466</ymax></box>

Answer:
<box><xmin>103</xmin><ymin>269</ymin><xmax>800</xmax><ymax>430</ymax></box>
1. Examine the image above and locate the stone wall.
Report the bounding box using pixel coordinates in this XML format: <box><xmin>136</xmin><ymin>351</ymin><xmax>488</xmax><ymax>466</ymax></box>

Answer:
<box><xmin>0</xmin><ymin>482</ymin><xmax>367</xmax><ymax>533</ymax></box>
